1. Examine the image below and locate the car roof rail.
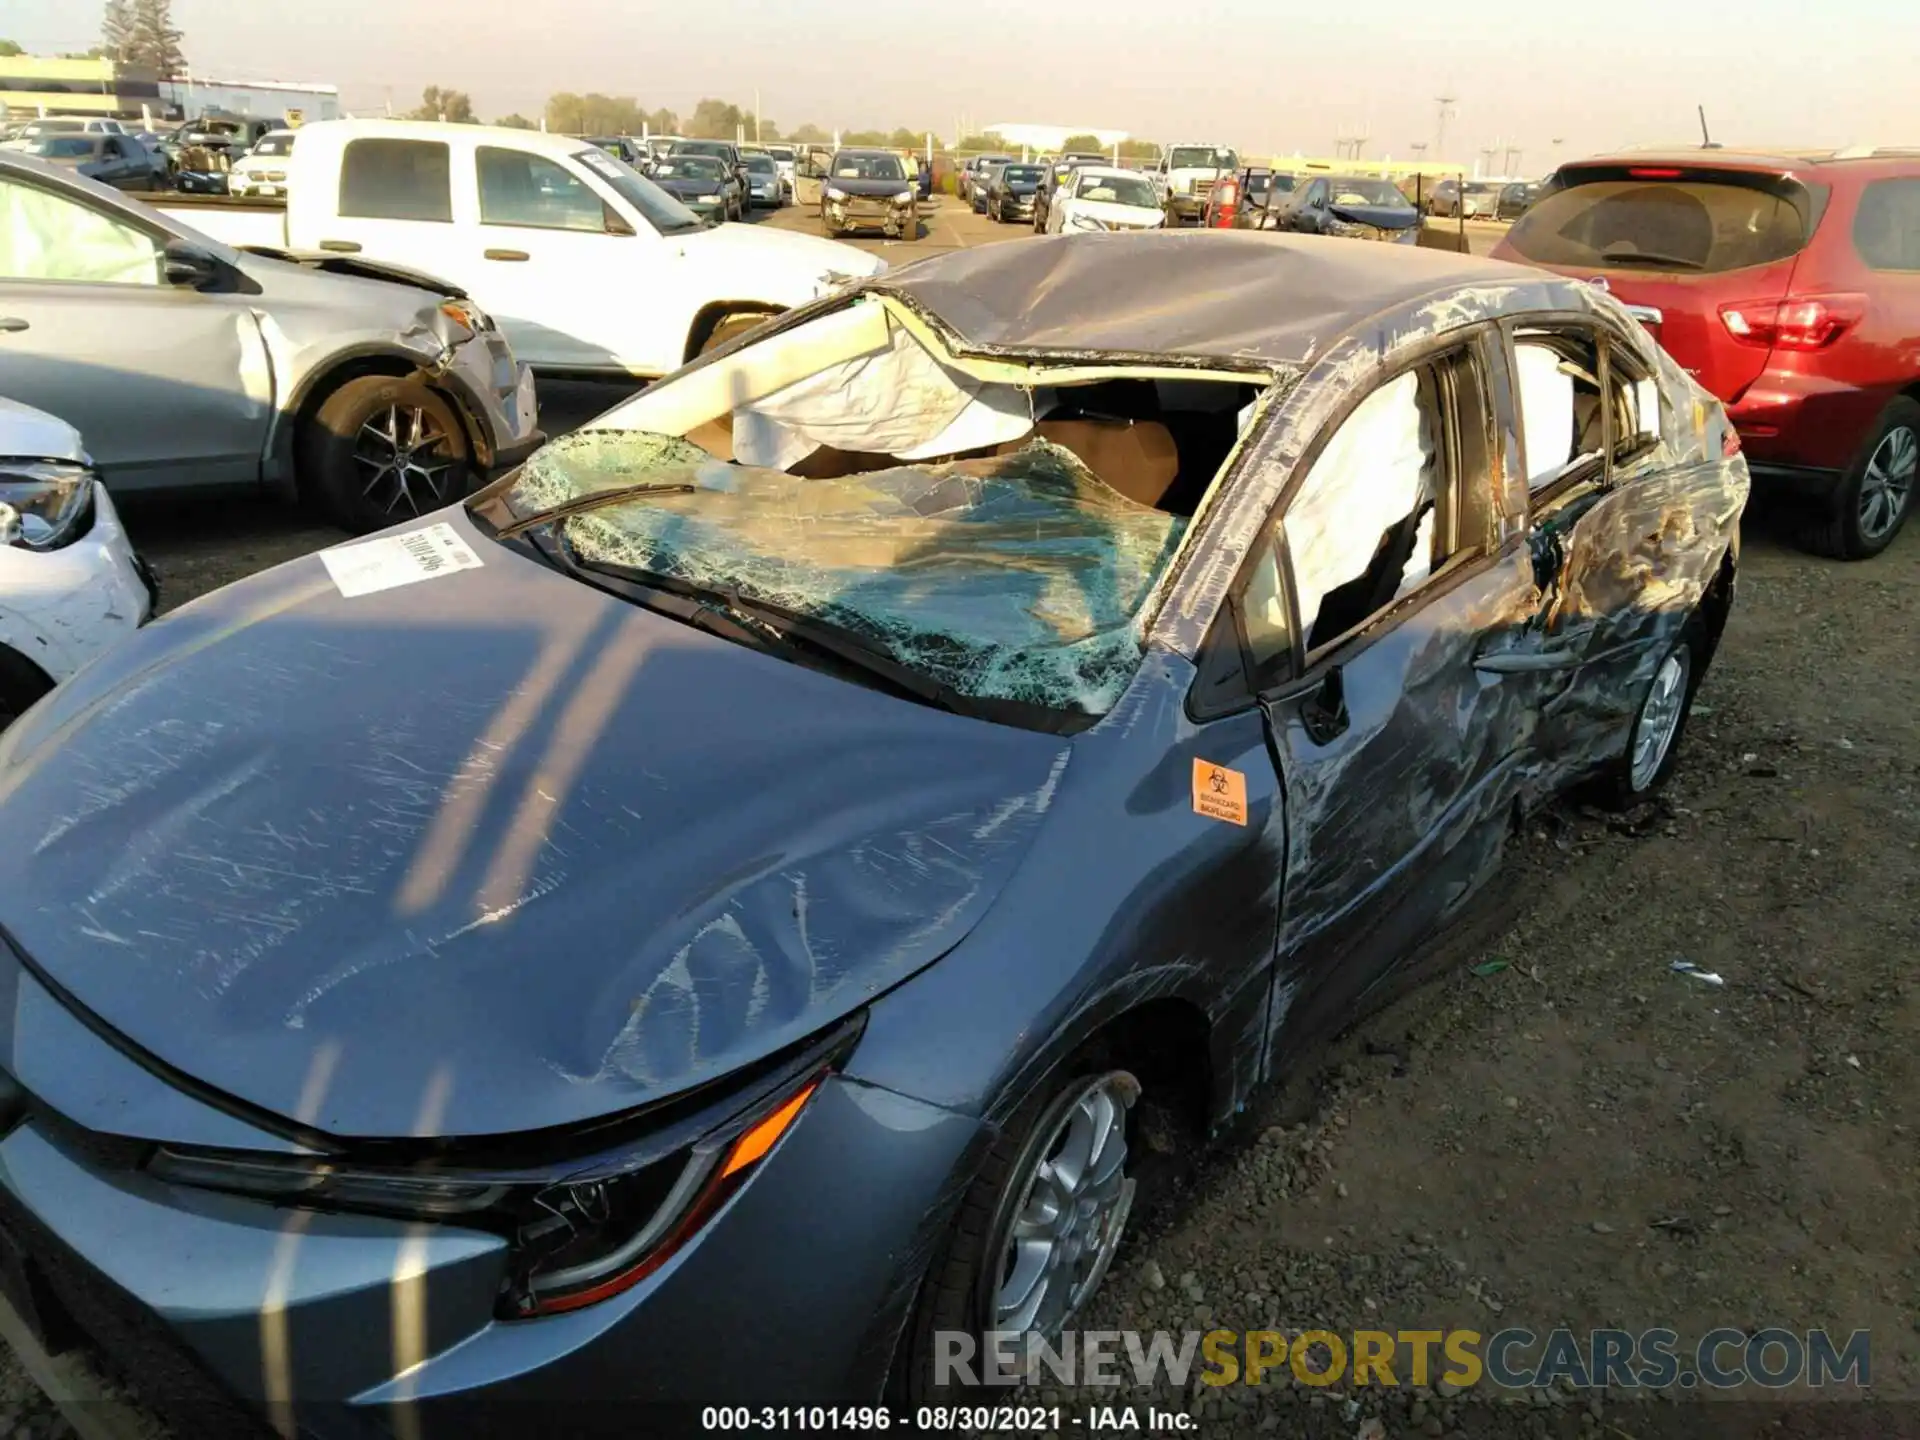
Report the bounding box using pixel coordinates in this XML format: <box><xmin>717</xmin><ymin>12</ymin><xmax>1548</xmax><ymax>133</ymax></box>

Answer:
<box><xmin>1830</xmin><ymin>143</ymin><xmax>1920</xmax><ymax>159</ymax></box>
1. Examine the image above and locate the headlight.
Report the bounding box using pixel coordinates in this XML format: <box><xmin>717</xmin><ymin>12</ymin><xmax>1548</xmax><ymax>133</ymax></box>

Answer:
<box><xmin>0</xmin><ymin>461</ymin><xmax>96</xmax><ymax>552</ymax></box>
<box><xmin>436</xmin><ymin>298</ymin><xmax>492</xmax><ymax>342</ymax></box>
<box><xmin>146</xmin><ymin>1018</ymin><xmax>861</xmax><ymax>1319</ymax></box>
<box><xmin>824</xmin><ymin>186</ymin><xmax>848</xmax><ymax>201</ymax></box>
<box><xmin>893</xmin><ymin>189</ymin><xmax>915</xmax><ymax>203</ymax></box>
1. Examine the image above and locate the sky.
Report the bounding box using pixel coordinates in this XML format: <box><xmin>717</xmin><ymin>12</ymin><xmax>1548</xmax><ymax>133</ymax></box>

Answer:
<box><xmin>10</xmin><ymin>0</ymin><xmax>1920</xmax><ymax>170</ymax></box>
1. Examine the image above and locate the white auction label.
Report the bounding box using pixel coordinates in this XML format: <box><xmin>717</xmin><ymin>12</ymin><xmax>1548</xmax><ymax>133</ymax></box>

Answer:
<box><xmin>320</xmin><ymin>522</ymin><xmax>484</xmax><ymax>599</ymax></box>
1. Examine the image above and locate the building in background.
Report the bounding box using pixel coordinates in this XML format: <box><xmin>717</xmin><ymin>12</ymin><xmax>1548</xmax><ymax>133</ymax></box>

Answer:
<box><xmin>0</xmin><ymin>56</ymin><xmax>167</xmax><ymax>122</ymax></box>
<box><xmin>160</xmin><ymin>77</ymin><xmax>341</xmax><ymax>125</ymax></box>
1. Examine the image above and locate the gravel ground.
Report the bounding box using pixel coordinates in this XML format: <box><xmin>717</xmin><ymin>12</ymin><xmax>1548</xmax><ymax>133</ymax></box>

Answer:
<box><xmin>2</xmin><ymin>203</ymin><xmax>1910</xmax><ymax>1435</ymax></box>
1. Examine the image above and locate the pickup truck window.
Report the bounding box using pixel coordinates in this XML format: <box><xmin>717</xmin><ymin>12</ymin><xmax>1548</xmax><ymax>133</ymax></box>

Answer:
<box><xmin>478</xmin><ymin>147</ymin><xmax>607</xmax><ymax>233</ymax></box>
<box><xmin>339</xmin><ymin>138</ymin><xmax>453</xmax><ymax>224</ymax></box>
<box><xmin>0</xmin><ymin>177</ymin><xmax>160</xmax><ymax>285</ymax></box>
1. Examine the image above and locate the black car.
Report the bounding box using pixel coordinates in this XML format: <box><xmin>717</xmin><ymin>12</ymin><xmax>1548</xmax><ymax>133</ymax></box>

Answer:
<box><xmin>820</xmin><ymin>148</ymin><xmax>918</xmax><ymax>238</ymax></box>
<box><xmin>669</xmin><ymin>139</ymin><xmax>749</xmax><ymax>198</ymax></box>
<box><xmin>970</xmin><ymin>159</ymin><xmax>1011</xmax><ymax>215</ymax></box>
<box><xmin>1495</xmin><ymin>180</ymin><xmax>1537</xmax><ymax>220</ymax></box>
<box><xmin>987</xmin><ymin>162</ymin><xmax>1045</xmax><ymax>223</ymax></box>
<box><xmin>650</xmin><ymin>152</ymin><xmax>741</xmax><ymax>223</ymax></box>
<box><xmin>1270</xmin><ymin>175</ymin><xmax>1422</xmax><ymax>244</ymax></box>
<box><xmin>19</xmin><ymin>132</ymin><xmax>159</xmax><ymax>191</ymax></box>
<box><xmin>585</xmin><ymin>135</ymin><xmax>643</xmax><ymax>167</ymax></box>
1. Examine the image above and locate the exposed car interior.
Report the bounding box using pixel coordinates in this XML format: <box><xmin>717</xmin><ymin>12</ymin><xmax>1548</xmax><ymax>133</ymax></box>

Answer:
<box><xmin>604</xmin><ymin>297</ymin><xmax>1265</xmax><ymax>521</ymax></box>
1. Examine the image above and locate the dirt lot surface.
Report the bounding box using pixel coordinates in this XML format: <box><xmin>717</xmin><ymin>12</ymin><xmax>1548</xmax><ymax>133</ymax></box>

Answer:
<box><xmin>6</xmin><ymin>197</ymin><xmax>1913</xmax><ymax>1438</ymax></box>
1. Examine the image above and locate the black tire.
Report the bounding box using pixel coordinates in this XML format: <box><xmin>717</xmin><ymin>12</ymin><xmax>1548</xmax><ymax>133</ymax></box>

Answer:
<box><xmin>892</xmin><ymin>1063</ymin><xmax>1141</xmax><ymax>1404</ymax></box>
<box><xmin>1589</xmin><ymin>616</ymin><xmax>1707</xmax><ymax>810</ymax></box>
<box><xmin>300</xmin><ymin>376</ymin><xmax>472</xmax><ymax>535</ymax></box>
<box><xmin>0</xmin><ymin>645</ymin><xmax>56</xmax><ymax>734</ymax></box>
<box><xmin>1797</xmin><ymin>396</ymin><xmax>1919</xmax><ymax>560</ymax></box>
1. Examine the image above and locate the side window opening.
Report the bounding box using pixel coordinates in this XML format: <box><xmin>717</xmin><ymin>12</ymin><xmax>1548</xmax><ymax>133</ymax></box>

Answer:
<box><xmin>1606</xmin><ymin>339</ymin><xmax>1662</xmax><ymax>467</ymax></box>
<box><xmin>0</xmin><ymin>177</ymin><xmax>160</xmax><ymax>286</ymax></box>
<box><xmin>1852</xmin><ymin>178</ymin><xmax>1920</xmax><ymax>272</ymax></box>
<box><xmin>478</xmin><ymin>147</ymin><xmax>608</xmax><ymax>233</ymax></box>
<box><xmin>338</xmin><ymin>139</ymin><xmax>453</xmax><ymax>224</ymax></box>
<box><xmin>1263</xmin><ymin>344</ymin><xmax>1496</xmax><ymax>666</ymax></box>
<box><xmin>1513</xmin><ymin>327</ymin><xmax>1606</xmax><ymax>494</ymax></box>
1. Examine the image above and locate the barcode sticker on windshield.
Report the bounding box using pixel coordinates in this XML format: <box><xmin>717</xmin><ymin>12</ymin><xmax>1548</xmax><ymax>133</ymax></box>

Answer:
<box><xmin>320</xmin><ymin>523</ymin><xmax>483</xmax><ymax>599</ymax></box>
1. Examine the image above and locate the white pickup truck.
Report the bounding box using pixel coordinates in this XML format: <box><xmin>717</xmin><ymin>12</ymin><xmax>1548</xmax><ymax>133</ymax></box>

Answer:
<box><xmin>1155</xmin><ymin>142</ymin><xmax>1240</xmax><ymax>225</ymax></box>
<box><xmin>157</xmin><ymin>120</ymin><xmax>886</xmax><ymax>377</ymax></box>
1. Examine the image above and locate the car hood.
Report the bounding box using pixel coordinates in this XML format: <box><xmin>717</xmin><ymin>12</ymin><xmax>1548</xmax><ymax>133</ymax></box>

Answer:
<box><xmin>1328</xmin><ymin>202</ymin><xmax>1420</xmax><ymax>231</ymax></box>
<box><xmin>1068</xmin><ymin>200</ymin><xmax>1164</xmax><ymax>229</ymax></box>
<box><xmin>825</xmin><ymin>177</ymin><xmax>913</xmax><ymax>199</ymax></box>
<box><xmin>0</xmin><ymin>511</ymin><xmax>1068</xmax><ymax>1140</ymax></box>
<box><xmin>679</xmin><ymin>219</ymin><xmax>885</xmax><ymax>281</ymax></box>
<box><xmin>660</xmin><ymin>177</ymin><xmax>722</xmax><ymax>196</ymax></box>
<box><xmin>0</xmin><ymin>396</ymin><xmax>85</xmax><ymax>463</ymax></box>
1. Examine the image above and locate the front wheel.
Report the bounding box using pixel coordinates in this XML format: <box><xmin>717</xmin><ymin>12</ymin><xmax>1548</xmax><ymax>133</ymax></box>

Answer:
<box><xmin>300</xmin><ymin>376</ymin><xmax>472</xmax><ymax>535</ymax></box>
<box><xmin>1799</xmin><ymin>396</ymin><xmax>1918</xmax><ymax>560</ymax></box>
<box><xmin>893</xmin><ymin>1067</ymin><xmax>1139</xmax><ymax>1402</ymax></box>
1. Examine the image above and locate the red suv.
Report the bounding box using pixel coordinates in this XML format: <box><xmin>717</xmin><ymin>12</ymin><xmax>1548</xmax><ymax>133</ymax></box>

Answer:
<box><xmin>1493</xmin><ymin>150</ymin><xmax>1920</xmax><ymax>558</ymax></box>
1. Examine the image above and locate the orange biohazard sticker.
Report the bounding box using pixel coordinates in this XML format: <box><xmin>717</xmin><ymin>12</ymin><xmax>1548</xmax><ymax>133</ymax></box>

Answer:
<box><xmin>1191</xmin><ymin>758</ymin><xmax>1249</xmax><ymax>827</ymax></box>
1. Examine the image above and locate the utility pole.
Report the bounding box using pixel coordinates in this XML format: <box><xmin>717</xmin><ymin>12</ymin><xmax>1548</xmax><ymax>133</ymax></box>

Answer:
<box><xmin>1433</xmin><ymin>94</ymin><xmax>1455</xmax><ymax>160</ymax></box>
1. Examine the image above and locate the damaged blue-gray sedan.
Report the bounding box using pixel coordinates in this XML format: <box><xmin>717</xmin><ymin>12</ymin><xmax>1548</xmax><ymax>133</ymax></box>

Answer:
<box><xmin>0</xmin><ymin>233</ymin><xmax>1746</xmax><ymax>1434</ymax></box>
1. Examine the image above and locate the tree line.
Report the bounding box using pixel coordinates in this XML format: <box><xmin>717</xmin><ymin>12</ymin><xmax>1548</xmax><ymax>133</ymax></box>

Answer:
<box><xmin>398</xmin><ymin>90</ymin><xmax>1164</xmax><ymax>158</ymax></box>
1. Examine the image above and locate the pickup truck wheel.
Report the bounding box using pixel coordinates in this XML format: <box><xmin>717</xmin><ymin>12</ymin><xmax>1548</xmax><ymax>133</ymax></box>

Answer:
<box><xmin>301</xmin><ymin>376</ymin><xmax>472</xmax><ymax>535</ymax></box>
<box><xmin>697</xmin><ymin>310</ymin><xmax>777</xmax><ymax>356</ymax></box>
<box><xmin>1798</xmin><ymin>397</ymin><xmax>1919</xmax><ymax>560</ymax></box>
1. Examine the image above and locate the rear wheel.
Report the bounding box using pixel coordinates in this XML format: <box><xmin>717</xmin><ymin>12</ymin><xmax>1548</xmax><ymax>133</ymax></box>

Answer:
<box><xmin>1591</xmin><ymin>619</ymin><xmax>1704</xmax><ymax>809</ymax></box>
<box><xmin>300</xmin><ymin>376</ymin><xmax>472</xmax><ymax>535</ymax></box>
<box><xmin>1799</xmin><ymin>397</ymin><xmax>1918</xmax><ymax>560</ymax></box>
<box><xmin>893</xmin><ymin>1065</ymin><xmax>1140</xmax><ymax>1402</ymax></box>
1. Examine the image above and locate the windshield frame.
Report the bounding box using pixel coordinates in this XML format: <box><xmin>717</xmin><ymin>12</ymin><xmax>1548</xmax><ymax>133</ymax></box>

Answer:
<box><xmin>29</xmin><ymin>136</ymin><xmax>101</xmax><ymax>160</ymax></box>
<box><xmin>1322</xmin><ymin>177</ymin><xmax>1416</xmax><ymax>210</ymax></box>
<box><xmin>830</xmin><ymin>151</ymin><xmax>906</xmax><ymax>182</ymax></box>
<box><xmin>1075</xmin><ymin>172</ymin><xmax>1159</xmax><ymax>208</ymax></box>
<box><xmin>572</xmin><ymin>147</ymin><xmax>707</xmax><ymax>234</ymax></box>
<box><xmin>1168</xmin><ymin>146</ymin><xmax>1236</xmax><ymax>171</ymax></box>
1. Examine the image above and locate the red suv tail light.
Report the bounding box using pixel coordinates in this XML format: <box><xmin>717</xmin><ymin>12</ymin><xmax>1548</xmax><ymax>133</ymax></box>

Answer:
<box><xmin>1718</xmin><ymin>294</ymin><xmax>1867</xmax><ymax>351</ymax></box>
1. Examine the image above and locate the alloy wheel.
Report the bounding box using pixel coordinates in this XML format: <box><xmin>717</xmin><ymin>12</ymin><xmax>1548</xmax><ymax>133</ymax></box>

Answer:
<box><xmin>992</xmin><ymin>1074</ymin><xmax>1136</xmax><ymax>1342</ymax></box>
<box><xmin>355</xmin><ymin>405</ymin><xmax>458</xmax><ymax>518</ymax></box>
<box><xmin>1630</xmin><ymin>644</ymin><xmax>1692</xmax><ymax>793</ymax></box>
<box><xmin>1859</xmin><ymin>424</ymin><xmax>1917</xmax><ymax>542</ymax></box>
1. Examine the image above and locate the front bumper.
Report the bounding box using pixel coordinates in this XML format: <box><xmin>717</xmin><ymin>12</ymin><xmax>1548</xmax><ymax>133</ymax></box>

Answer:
<box><xmin>0</xmin><ymin>1073</ymin><xmax>983</xmax><ymax>1435</ymax></box>
<box><xmin>0</xmin><ymin>484</ymin><xmax>150</xmax><ymax>685</ymax></box>
<box><xmin>1166</xmin><ymin>193</ymin><xmax>1207</xmax><ymax>218</ymax></box>
<box><xmin>825</xmin><ymin>198</ymin><xmax>915</xmax><ymax>232</ymax></box>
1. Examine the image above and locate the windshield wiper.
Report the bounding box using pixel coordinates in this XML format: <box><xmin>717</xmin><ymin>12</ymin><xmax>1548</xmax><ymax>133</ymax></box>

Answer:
<box><xmin>571</xmin><ymin>555</ymin><xmax>979</xmax><ymax>719</ymax></box>
<box><xmin>495</xmin><ymin>482</ymin><xmax>699</xmax><ymax>540</ymax></box>
<box><xmin>1597</xmin><ymin>250</ymin><xmax>1705</xmax><ymax>271</ymax></box>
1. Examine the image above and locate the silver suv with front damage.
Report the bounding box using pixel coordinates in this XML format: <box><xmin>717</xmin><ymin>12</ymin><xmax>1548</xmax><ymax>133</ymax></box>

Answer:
<box><xmin>0</xmin><ymin>152</ymin><xmax>540</xmax><ymax>534</ymax></box>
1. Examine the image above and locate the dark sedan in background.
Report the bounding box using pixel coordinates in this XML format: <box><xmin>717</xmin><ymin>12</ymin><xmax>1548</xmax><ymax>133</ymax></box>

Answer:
<box><xmin>0</xmin><ymin>233</ymin><xmax>1745</xmax><ymax>1432</ymax></box>
<box><xmin>987</xmin><ymin>161</ymin><xmax>1045</xmax><ymax>222</ymax></box>
<box><xmin>648</xmin><ymin>152</ymin><xmax>741</xmax><ymax>223</ymax></box>
<box><xmin>1269</xmin><ymin>174</ymin><xmax>1423</xmax><ymax>242</ymax></box>
<box><xmin>970</xmin><ymin>159</ymin><xmax>1011</xmax><ymax>214</ymax></box>
<box><xmin>17</xmin><ymin>131</ymin><xmax>160</xmax><ymax>190</ymax></box>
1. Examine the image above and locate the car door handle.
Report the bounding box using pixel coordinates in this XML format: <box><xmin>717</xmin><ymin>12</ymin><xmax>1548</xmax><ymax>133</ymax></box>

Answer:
<box><xmin>317</xmin><ymin>239</ymin><xmax>361</xmax><ymax>253</ymax></box>
<box><xmin>484</xmin><ymin>249</ymin><xmax>530</xmax><ymax>262</ymax></box>
<box><xmin>1474</xmin><ymin>635</ymin><xmax>1657</xmax><ymax>675</ymax></box>
<box><xmin>0</xmin><ymin>317</ymin><xmax>27</xmax><ymax>333</ymax></box>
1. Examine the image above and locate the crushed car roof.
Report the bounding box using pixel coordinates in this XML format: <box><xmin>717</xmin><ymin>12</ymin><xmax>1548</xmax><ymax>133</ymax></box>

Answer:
<box><xmin>874</xmin><ymin>231</ymin><xmax>1546</xmax><ymax>368</ymax></box>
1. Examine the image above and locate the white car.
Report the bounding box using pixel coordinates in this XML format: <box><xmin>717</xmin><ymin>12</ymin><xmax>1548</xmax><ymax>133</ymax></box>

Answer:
<box><xmin>228</xmin><ymin>128</ymin><xmax>297</xmax><ymax>197</ymax></box>
<box><xmin>1044</xmin><ymin>166</ymin><xmax>1168</xmax><ymax>233</ymax></box>
<box><xmin>0</xmin><ymin>117</ymin><xmax>128</xmax><ymax>152</ymax></box>
<box><xmin>0</xmin><ymin>399</ymin><xmax>154</xmax><ymax>731</ymax></box>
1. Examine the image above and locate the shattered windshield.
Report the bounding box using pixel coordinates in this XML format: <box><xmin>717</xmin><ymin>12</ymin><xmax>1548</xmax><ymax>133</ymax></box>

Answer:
<box><xmin>492</xmin><ymin>431</ymin><xmax>1187</xmax><ymax>716</ymax></box>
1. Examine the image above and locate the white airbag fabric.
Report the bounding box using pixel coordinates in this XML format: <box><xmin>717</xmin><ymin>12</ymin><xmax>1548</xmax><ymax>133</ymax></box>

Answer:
<box><xmin>733</xmin><ymin>321</ymin><xmax>1033</xmax><ymax>466</ymax></box>
<box><xmin>0</xmin><ymin>178</ymin><xmax>159</xmax><ymax>286</ymax></box>
<box><xmin>1286</xmin><ymin>371</ymin><xmax>1432</xmax><ymax>639</ymax></box>
<box><xmin>1515</xmin><ymin>341</ymin><xmax>1576</xmax><ymax>488</ymax></box>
